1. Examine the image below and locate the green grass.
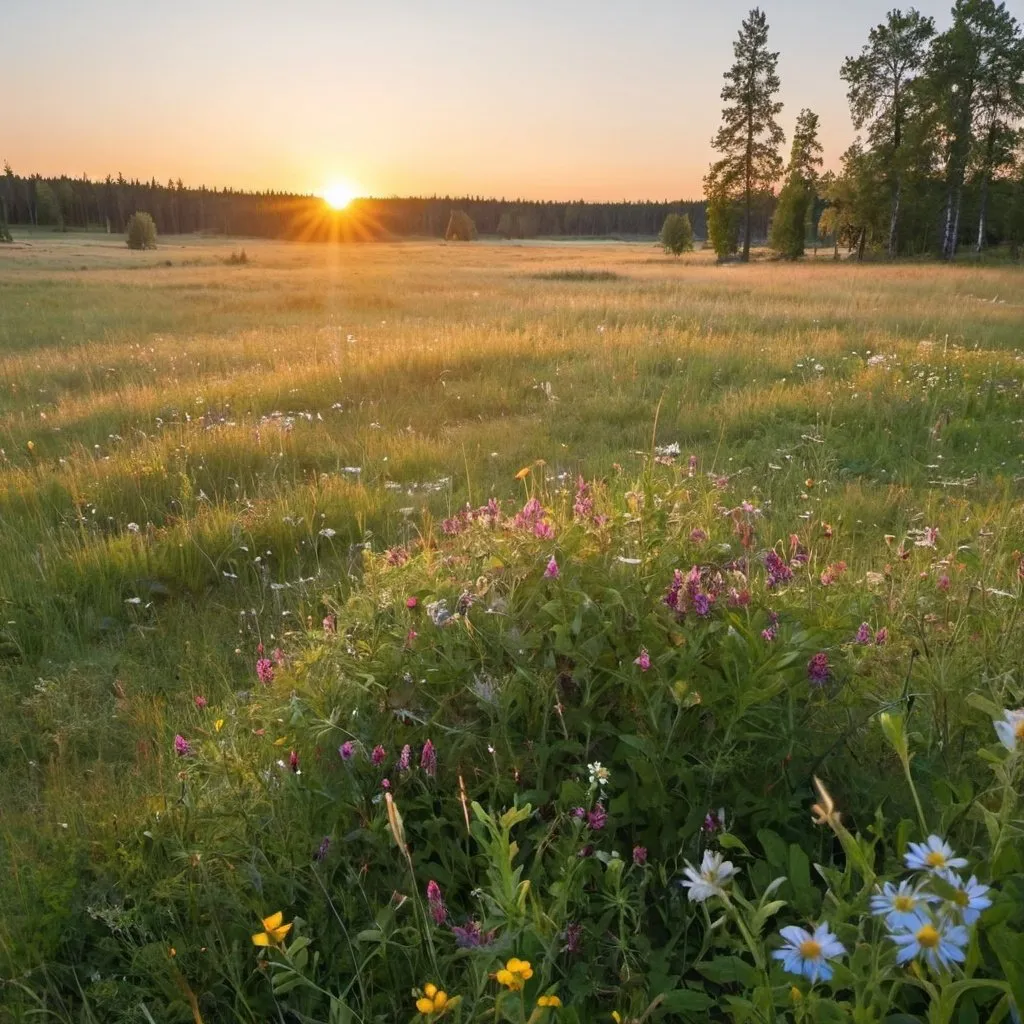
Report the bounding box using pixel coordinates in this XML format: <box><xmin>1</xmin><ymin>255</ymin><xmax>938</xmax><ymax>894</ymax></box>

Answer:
<box><xmin>1</xmin><ymin>234</ymin><xmax>1023</xmax><ymax>1021</ymax></box>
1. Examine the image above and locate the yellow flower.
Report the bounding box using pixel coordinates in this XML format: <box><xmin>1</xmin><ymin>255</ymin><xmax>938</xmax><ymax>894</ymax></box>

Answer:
<box><xmin>612</xmin><ymin>1014</ymin><xmax>622</xmax><ymax>1023</ymax></box>
<box><xmin>790</xmin><ymin>985</ymin><xmax>802</xmax><ymax>1002</ymax></box>
<box><xmin>515</xmin><ymin>466</ymin><xmax>532</xmax><ymax>480</ymax></box>
<box><xmin>415</xmin><ymin>983</ymin><xmax>451</xmax><ymax>1017</ymax></box>
<box><xmin>538</xmin><ymin>994</ymin><xmax>563</xmax><ymax>1007</ymax></box>
<box><xmin>496</xmin><ymin>957</ymin><xmax>533</xmax><ymax>990</ymax></box>
<box><xmin>251</xmin><ymin>911</ymin><xmax>292</xmax><ymax>946</ymax></box>
<box><xmin>214</xmin><ymin>719</ymin><xmax>224</xmax><ymax>733</ymax></box>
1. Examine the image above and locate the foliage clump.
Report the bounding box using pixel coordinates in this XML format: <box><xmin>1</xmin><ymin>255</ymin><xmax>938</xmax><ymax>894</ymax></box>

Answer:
<box><xmin>125</xmin><ymin>211</ymin><xmax>157</xmax><ymax>250</ymax></box>
<box><xmin>658</xmin><ymin>212</ymin><xmax>694</xmax><ymax>255</ymax></box>
<box><xmin>445</xmin><ymin>209</ymin><xmax>477</xmax><ymax>241</ymax></box>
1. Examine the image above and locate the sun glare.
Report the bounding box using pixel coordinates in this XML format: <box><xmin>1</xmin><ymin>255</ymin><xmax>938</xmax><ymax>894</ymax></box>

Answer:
<box><xmin>322</xmin><ymin>182</ymin><xmax>358</xmax><ymax>210</ymax></box>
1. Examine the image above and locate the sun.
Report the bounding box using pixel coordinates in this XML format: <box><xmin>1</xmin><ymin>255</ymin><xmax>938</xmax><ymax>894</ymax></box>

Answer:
<box><xmin>322</xmin><ymin>181</ymin><xmax>359</xmax><ymax>210</ymax></box>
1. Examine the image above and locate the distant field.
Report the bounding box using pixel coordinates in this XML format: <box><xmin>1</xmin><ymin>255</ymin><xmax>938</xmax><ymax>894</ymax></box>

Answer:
<box><xmin>2</xmin><ymin>233</ymin><xmax>1024</xmax><ymax>1019</ymax></box>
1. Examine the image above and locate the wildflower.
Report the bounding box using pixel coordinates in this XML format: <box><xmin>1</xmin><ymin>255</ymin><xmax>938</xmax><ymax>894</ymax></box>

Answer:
<box><xmin>451</xmin><ymin>919</ymin><xmax>496</xmax><ymax>948</ymax></box>
<box><xmin>688</xmin><ymin>453</ymin><xmax>698</xmax><ymax>476</ymax></box>
<box><xmin>339</xmin><ymin>741</ymin><xmax>354</xmax><ymax>761</ymax></box>
<box><xmin>663</xmin><ymin>569</ymin><xmax>685</xmax><ymax>611</ymax></box>
<box><xmin>256</xmin><ymin>658</ymin><xmax>274</xmax><ymax>685</ymax></box>
<box><xmin>288</xmin><ymin>750</ymin><xmax>300</xmax><ymax>773</ymax></box>
<box><xmin>371</xmin><ymin>744</ymin><xmax>386</xmax><ymax>766</ymax></box>
<box><xmin>314</xmin><ymin>836</ymin><xmax>331</xmax><ymax>862</ymax></box>
<box><xmin>496</xmin><ymin>957</ymin><xmax>533</xmax><ymax>990</ymax></box>
<box><xmin>406</xmin><ymin>629</ymin><xmax>418</xmax><ymax>645</ymax></box>
<box><xmin>534</xmin><ymin>521</ymin><xmax>555</xmax><ymax>540</ymax></box>
<box><xmin>702</xmin><ymin>808</ymin><xmax>726</xmax><ymax>834</ymax></box>
<box><xmin>544</xmin><ymin>556</ymin><xmax>560</xmax><ymax>579</ymax></box>
<box><xmin>761</xmin><ymin>625</ymin><xmax>777</xmax><ymax>642</ymax></box>
<box><xmin>690</xmin><ymin>527</ymin><xmax>707</xmax><ymax>543</ymax></box>
<box><xmin>765</xmin><ymin>550</ymin><xmax>793</xmax><ymax>588</ymax></box>
<box><xmin>772</xmin><ymin>923</ymin><xmax>846</xmax><ymax>983</ymax></box>
<box><xmin>426</xmin><ymin>880</ymin><xmax>447</xmax><ymax>925</ymax></box>
<box><xmin>415</xmin><ymin>982</ymin><xmax>451</xmax><ymax>1017</ymax></box>
<box><xmin>905</xmin><ymin>835</ymin><xmax>968</xmax><ymax>875</ymax></box>
<box><xmin>870</xmin><ymin>879</ymin><xmax>938</xmax><ymax>930</ymax></box>
<box><xmin>890</xmin><ymin>917</ymin><xmax>968</xmax><ymax>971</ymax></box>
<box><xmin>588</xmin><ymin>761</ymin><xmax>610</xmax><ymax>787</ymax></box>
<box><xmin>420</xmin><ymin>739</ymin><xmax>437</xmax><ymax>777</ymax></box>
<box><xmin>273</xmin><ymin>647</ymin><xmax>285</xmax><ymax>665</ymax></box>
<box><xmin>398</xmin><ymin>744</ymin><xmax>412</xmax><ymax>772</ymax></box>
<box><xmin>937</xmin><ymin>574</ymin><xmax>950</xmax><ymax>592</ymax></box>
<box><xmin>994</xmin><ymin>708</ymin><xmax>1024</xmax><ymax>752</ymax></box>
<box><xmin>586</xmin><ymin>804</ymin><xmax>608</xmax><ymax>831</ymax></box>
<box><xmin>174</xmin><ymin>734</ymin><xmax>192</xmax><ymax>757</ymax></box>
<box><xmin>214</xmin><ymin>718</ymin><xmax>224</xmax><ymax>732</ymax></box>
<box><xmin>632</xmin><ymin>845</ymin><xmax>648</xmax><ymax>866</ymax></box>
<box><xmin>538</xmin><ymin>995</ymin><xmax>563</xmax><ymax>1008</ymax></box>
<box><xmin>942</xmin><ymin>874</ymin><xmax>991</xmax><ymax>925</ymax></box>
<box><xmin>915</xmin><ymin>526</ymin><xmax>939</xmax><ymax>548</ymax></box>
<box><xmin>562</xmin><ymin>922</ymin><xmax>583</xmax><ymax>953</ymax></box>
<box><xmin>874</xmin><ymin>627</ymin><xmax>888</xmax><ymax>645</ymax></box>
<box><xmin>681</xmin><ymin>850</ymin><xmax>739</xmax><ymax>902</ymax></box>
<box><xmin>194</xmin><ymin>695</ymin><xmax>208</xmax><ymax>709</ymax></box>
<box><xmin>322</xmin><ymin>614</ymin><xmax>337</xmax><ymax>633</ymax></box>
<box><xmin>573</xmin><ymin>477</ymin><xmax>594</xmax><ymax>520</ymax></box>
<box><xmin>633</xmin><ymin>648</ymin><xmax>651</xmax><ymax>671</ymax></box>
<box><xmin>515</xmin><ymin>466</ymin><xmax>531</xmax><ymax>480</ymax></box>
<box><xmin>807</xmin><ymin>652</ymin><xmax>831</xmax><ymax>686</ymax></box>
<box><xmin>251</xmin><ymin>911</ymin><xmax>292</xmax><ymax>947</ymax></box>
<box><xmin>406</xmin><ymin>596</ymin><xmax>418</xmax><ymax>609</ymax></box>
<box><xmin>693</xmin><ymin>592</ymin><xmax>712</xmax><ymax>616</ymax></box>
<box><xmin>854</xmin><ymin>622</ymin><xmax>873</xmax><ymax>644</ymax></box>
<box><xmin>820</xmin><ymin>561</ymin><xmax>847</xmax><ymax>586</ymax></box>
<box><xmin>810</xmin><ymin>776</ymin><xmax>841</xmax><ymax>829</ymax></box>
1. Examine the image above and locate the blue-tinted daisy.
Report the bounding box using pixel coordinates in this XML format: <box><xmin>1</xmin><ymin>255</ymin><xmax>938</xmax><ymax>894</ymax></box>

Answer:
<box><xmin>890</xmin><ymin>917</ymin><xmax>968</xmax><ymax>971</ymax></box>
<box><xmin>994</xmin><ymin>708</ymin><xmax>1024</xmax><ymax>753</ymax></box>
<box><xmin>870</xmin><ymin>879</ymin><xmax>937</xmax><ymax>930</ymax></box>
<box><xmin>904</xmin><ymin>835</ymin><xmax>967</xmax><ymax>875</ymax></box>
<box><xmin>772</xmin><ymin>923</ymin><xmax>846</xmax><ymax>983</ymax></box>
<box><xmin>680</xmin><ymin>850</ymin><xmax>738</xmax><ymax>903</ymax></box>
<box><xmin>940</xmin><ymin>873</ymin><xmax>992</xmax><ymax>926</ymax></box>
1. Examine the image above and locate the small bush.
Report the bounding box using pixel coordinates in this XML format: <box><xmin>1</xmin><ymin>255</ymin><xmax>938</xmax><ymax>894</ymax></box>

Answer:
<box><xmin>225</xmin><ymin>249</ymin><xmax>249</xmax><ymax>265</ymax></box>
<box><xmin>125</xmin><ymin>211</ymin><xmax>157</xmax><ymax>250</ymax></box>
<box><xmin>529</xmin><ymin>269</ymin><xmax>623</xmax><ymax>282</ymax></box>
<box><xmin>659</xmin><ymin>212</ymin><xmax>694</xmax><ymax>255</ymax></box>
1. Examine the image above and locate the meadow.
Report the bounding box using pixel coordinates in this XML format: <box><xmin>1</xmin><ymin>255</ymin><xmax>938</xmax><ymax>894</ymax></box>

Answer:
<box><xmin>1</xmin><ymin>233</ymin><xmax>1023</xmax><ymax>1022</ymax></box>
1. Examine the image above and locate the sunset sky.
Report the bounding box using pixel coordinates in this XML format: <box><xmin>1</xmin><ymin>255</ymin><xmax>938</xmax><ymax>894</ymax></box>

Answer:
<box><xmin>5</xmin><ymin>0</ymin><xmax>957</xmax><ymax>202</ymax></box>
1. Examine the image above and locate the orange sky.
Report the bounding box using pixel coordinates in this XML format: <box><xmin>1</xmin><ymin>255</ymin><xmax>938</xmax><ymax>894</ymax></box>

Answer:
<box><xmin>4</xmin><ymin>0</ymin><xmax>955</xmax><ymax>201</ymax></box>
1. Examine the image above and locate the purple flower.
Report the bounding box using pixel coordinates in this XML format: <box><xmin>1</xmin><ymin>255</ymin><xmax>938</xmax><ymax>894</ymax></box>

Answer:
<box><xmin>632</xmin><ymin>845</ymin><xmax>648</xmax><ymax>866</ymax></box>
<box><xmin>572</xmin><ymin>806</ymin><xmax>586</xmax><ymax>820</ymax></box>
<box><xmin>426</xmin><ymin>880</ymin><xmax>446</xmax><ymax>925</ymax></box>
<box><xmin>663</xmin><ymin>569</ymin><xmax>685</xmax><ymax>611</ymax></box>
<box><xmin>690</xmin><ymin>527</ymin><xmax>707</xmax><ymax>543</ymax></box>
<box><xmin>875</xmin><ymin>627</ymin><xmax>888</xmax><ymax>646</ymax></box>
<box><xmin>371</xmin><ymin>744</ymin><xmax>386</xmax><ymax>766</ymax></box>
<box><xmin>397</xmin><ymin>744</ymin><xmax>412</xmax><ymax>772</ymax></box>
<box><xmin>513</xmin><ymin>498</ymin><xmax>545</xmax><ymax>530</ymax></box>
<box><xmin>544</xmin><ymin>556</ymin><xmax>560</xmax><ymax>579</ymax></box>
<box><xmin>193</xmin><ymin>695</ymin><xmax>208</xmax><ymax>709</ymax></box>
<box><xmin>702</xmin><ymin>809</ymin><xmax>725</xmax><ymax>834</ymax></box>
<box><xmin>573</xmin><ymin>477</ymin><xmax>594</xmax><ymax>520</ymax></box>
<box><xmin>562</xmin><ymin>922</ymin><xmax>583</xmax><ymax>954</ymax></box>
<box><xmin>339</xmin><ymin>741</ymin><xmax>355</xmax><ymax>761</ymax></box>
<box><xmin>174</xmin><ymin>734</ymin><xmax>192</xmax><ymax>757</ymax></box>
<box><xmin>937</xmin><ymin>574</ymin><xmax>951</xmax><ymax>592</ymax></box>
<box><xmin>452</xmin><ymin>920</ymin><xmax>495</xmax><ymax>948</ymax></box>
<box><xmin>534</xmin><ymin>521</ymin><xmax>555</xmax><ymax>540</ymax></box>
<box><xmin>256</xmin><ymin>657</ymin><xmax>274</xmax><ymax>685</ymax></box>
<box><xmin>855</xmin><ymin>622</ymin><xmax>873</xmax><ymax>645</ymax></box>
<box><xmin>314</xmin><ymin>836</ymin><xmax>331</xmax><ymax>862</ymax></box>
<box><xmin>761</xmin><ymin>626</ymin><xmax>777</xmax><ymax>642</ymax></box>
<box><xmin>693</xmin><ymin>592</ymin><xmax>712</xmax><ymax>617</ymax></box>
<box><xmin>586</xmin><ymin>804</ymin><xmax>608</xmax><ymax>831</ymax></box>
<box><xmin>420</xmin><ymin>739</ymin><xmax>437</xmax><ymax>777</ymax></box>
<box><xmin>634</xmin><ymin>647</ymin><xmax>651</xmax><ymax>671</ymax></box>
<box><xmin>765</xmin><ymin>550</ymin><xmax>793</xmax><ymax>589</ymax></box>
<box><xmin>807</xmin><ymin>652</ymin><xmax>831</xmax><ymax>686</ymax></box>
<box><xmin>288</xmin><ymin>749</ymin><xmax>300</xmax><ymax>773</ymax></box>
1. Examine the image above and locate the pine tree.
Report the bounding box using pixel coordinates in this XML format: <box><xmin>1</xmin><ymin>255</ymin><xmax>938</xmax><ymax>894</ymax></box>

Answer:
<box><xmin>841</xmin><ymin>8</ymin><xmax>935</xmax><ymax>257</ymax></box>
<box><xmin>708</xmin><ymin>8</ymin><xmax>785</xmax><ymax>261</ymax></box>
<box><xmin>769</xmin><ymin>109</ymin><xmax>823</xmax><ymax>259</ymax></box>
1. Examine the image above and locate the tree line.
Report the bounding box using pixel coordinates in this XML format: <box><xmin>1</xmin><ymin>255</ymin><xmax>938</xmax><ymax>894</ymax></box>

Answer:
<box><xmin>0</xmin><ymin>165</ymin><xmax>706</xmax><ymax>243</ymax></box>
<box><xmin>706</xmin><ymin>0</ymin><xmax>1024</xmax><ymax>260</ymax></box>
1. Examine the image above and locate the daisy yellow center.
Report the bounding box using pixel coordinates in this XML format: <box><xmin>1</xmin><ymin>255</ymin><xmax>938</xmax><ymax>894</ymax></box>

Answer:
<box><xmin>925</xmin><ymin>851</ymin><xmax>946</xmax><ymax>868</ymax></box>
<box><xmin>916</xmin><ymin>924</ymin><xmax>940</xmax><ymax>948</ymax></box>
<box><xmin>799</xmin><ymin>939</ymin><xmax>822</xmax><ymax>959</ymax></box>
<box><xmin>894</xmin><ymin>895</ymin><xmax>915</xmax><ymax>911</ymax></box>
<box><xmin>1015</xmin><ymin>720</ymin><xmax>1024</xmax><ymax>740</ymax></box>
<box><xmin>953</xmin><ymin>890</ymin><xmax>969</xmax><ymax>907</ymax></box>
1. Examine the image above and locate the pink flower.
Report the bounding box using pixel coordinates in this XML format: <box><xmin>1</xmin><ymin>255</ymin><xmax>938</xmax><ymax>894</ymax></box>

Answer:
<box><xmin>322</xmin><ymin>614</ymin><xmax>337</xmax><ymax>634</ymax></box>
<box><xmin>273</xmin><ymin>647</ymin><xmax>285</xmax><ymax>666</ymax></box>
<box><xmin>807</xmin><ymin>652</ymin><xmax>831</xmax><ymax>686</ymax></box>
<box><xmin>256</xmin><ymin>658</ymin><xmax>274</xmax><ymax>685</ymax></box>
<box><xmin>397</xmin><ymin>744</ymin><xmax>412</xmax><ymax>772</ymax></box>
<box><xmin>586</xmin><ymin>804</ymin><xmax>607</xmax><ymax>831</ymax></box>
<box><xmin>174</xmin><ymin>734</ymin><xmax>192</xmax><ymax>757</ymax></box>
<box><xmin>761</xmin><ymin>626</ymin><xmax>777</xmax><ymax>642</ymax></box>
<box><xmin>937</xmin><ymin>574</ymin><xmax>950</xmax><ymax>592</ymax></box>
<box><xmin>405</xmin><ymin>629</ymin><xmax>417</xmax><ymax>645</ymax></box>
<box><xmin>634</xmin><ymin>648</ymin><xmax>651</xmax><ymax>671</ymax></box>
<box><xmin>406</xmin><ymin>596</ymin><xmax>418</xmax><ymax>609</ymax></box>
<box><xmin>420</xmin><ymin>739</ymin><xmax>437</xmax><ymax>777</ymax></box>
<box><xmin>632</xmin><ymin>845</ymin><xmax>648</xmax><ymax>866</ymax></box>
<box><xmin>689</xmin><ymin>527</ymin><xmax>708</xmax><ymax>543</ymax></box>
<box><xmin>874</xmin><ymin>627</ymin><xmax>888</xmax><ymax>646</ymax></box>
<box><xmin>193</xmin><ymin>695</ymin><xmax>208</xmax><ymax>709</ymax></box>
<box><xmin>288</xmin><ymin>750</ymin><xmax>300</xmax><ymax>773</ymax></box>
<box><xmin>544</xmin><ymin>556</ymin><xmax>560</xmax><ymax>579</ymax></box>
<box><xmin>339</xmin><ymin>741</ymin><xmax>354</xmax><ymax>761</ymax></box>
<box><xmin>534</xmin><ymin>520</ymin><xmax>555</xmax><ymax>540</ymax></box>
<box><xmin>371</xmin><ymin>744</ymin><xmax>386</xmax><ymax>766</ymax></box>
<box><xmin>855</xmin><ymin>622</ymin><xmax>872</xmax><ymax>645</ymax></box>
<box><xmin>426</xmin><ymin>880</ymin><xmax>446</xmax><ymax>925</ymax></box>
<box><xmin>915</xmin><ymin>526</ymin><xmax>939</xmax><ymax>548</ymax></box>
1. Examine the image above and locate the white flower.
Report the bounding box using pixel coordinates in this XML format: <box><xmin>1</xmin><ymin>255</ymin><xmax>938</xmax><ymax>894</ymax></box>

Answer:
<box><xmin>318</xmin><ymin>528</ymin><xmax>337</xmax><ymax>538</ymax></box>
<box><xmin>890</xmin><ymin>917</ymin><xmax>968</xmax><ymax>971</ymax></box>
<box><xmin>588</xmin><ymin>762</ymin><xmax>610</xmax><ymax>787</ymax></box>
<box><xmin>772</xmin><ymin>923</ymin><xmax>846</xmax><ymax>983</ymax></box>
<box><xmin>870</xmin><ymin>879</ymin><xmax>938</xmax><ymax>930</ymax></box>
<box><xmin>680</xmin><ymin>850</ymin><xmax>738</xmax><ymax>903</ymax></box>
<box><xmin>941</xmin><ymin>873</ymin><xmax>992</xmax><ymax>926</ymax></box>
<box><xmin>904</xmin><ymin>835</ymin><xmax>968</xmax><ymax>875</ymax></box>
<box><xmin>994</xmin><ymin>708</ymin><xmax>1024</xmax><ymax>753</ymax></box>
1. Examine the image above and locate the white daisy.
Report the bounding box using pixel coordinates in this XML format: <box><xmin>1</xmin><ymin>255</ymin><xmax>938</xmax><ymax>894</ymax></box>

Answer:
<box><xmin>772</xmin><ymin>923</ymin><xmax>846</xmax><ymax>983</ymax></box>
<box><xmin>940</xmin><ymin>873</ymin><xmax>992</xmax><ymax>926</ymax></box>
<box><xmin>904</xmin><ymin>835</ymin><xmax>968</xmax><ymax>875</ymax></box>
<box><xmin>587</xmin><ymin>762</ymin><xmax>610</xmax><ymax>787</ymax></box>
<box><xmin>870</xmin><ymin>879</ymin><xmax>938</xmax><ymax>931</ymax></box>
<box><xmin>890</xmin><ymin>917</ymin><xmax>968</xmax><ymax>971</ymax></box>
<box><xmin>994</xmin><ymin>708</ymin><xmax>1024</xmax><ymax>753</ymax></box>
<box><xmin>680</xmin><ymin>850</ymin><xmax>738</xmax><ymax>903</ymax></box>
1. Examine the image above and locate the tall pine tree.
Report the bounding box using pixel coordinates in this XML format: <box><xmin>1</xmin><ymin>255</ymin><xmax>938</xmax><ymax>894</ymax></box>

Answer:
<box><xmin>707</xmin><ymin>8</ymin><xmax>784</xmax><ymax>261</ymax></box>
<box><xmin>769</xmin><ymin>109</ymin><xmax>823</xmax><ymax>259</ymax></box>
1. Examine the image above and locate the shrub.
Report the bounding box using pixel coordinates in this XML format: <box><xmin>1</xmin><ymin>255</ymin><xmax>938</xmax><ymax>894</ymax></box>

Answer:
<box><xmin>445</xmin><ymin>209</ymin><xmax>477</xmax><ymax>241</ymax></box>
<box><xmin>769</xmin><ymin>179</ymin><xmax>811</xmax><ymax>259</ymax></box>
<box><xmin>125</xmin><ymin>211</ymin><xmax>157</xmax><ymax>250</ymax></box>
<box><xmin>707</xmin><ymin>194</ymin><xmax>739</xmax><ymax>260</ymax></box>
<box><xmin>659</xmin><ymin>212</ymin><xmax>694</xmax><ymax>255</ymax></box>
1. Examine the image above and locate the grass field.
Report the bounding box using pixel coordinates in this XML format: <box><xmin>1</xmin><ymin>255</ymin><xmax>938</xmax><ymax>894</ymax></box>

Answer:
<box><xmin>2</xmin><ymin>234</ymin><xmax>1024</xmax><ymax>1022</ymax></box>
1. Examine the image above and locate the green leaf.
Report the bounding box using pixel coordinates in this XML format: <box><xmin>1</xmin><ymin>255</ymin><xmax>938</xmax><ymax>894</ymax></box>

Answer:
<box><xmin>758</xmin><ymin>828</ymin><xmax>788</xmax><ymax>868</ymax></box>
<box><xmin>658</xmin><ymin>989</ymin><xmax>715</xmax><ymax>1013</ymax></box>
<box><xmin>696</xmin><ymin>955</ymin><xmax>758</xmax><ymax>987</ymax></box>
